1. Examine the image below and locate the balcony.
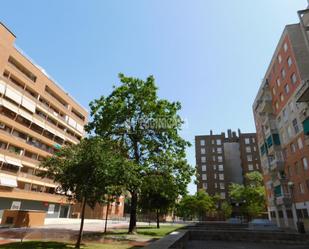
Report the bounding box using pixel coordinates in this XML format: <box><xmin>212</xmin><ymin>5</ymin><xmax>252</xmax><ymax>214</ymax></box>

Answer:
<box><xmin>296</xmin><ymin>79</ymin><xmax>309</xmax><ymax>103</ymax></box>
<box><xmin>257</xmin><ymin>99</ymin><xmax>273</xmax><ymax>114</ymax></box>
<box><xmin>275</xmin><ymin>194</ymin><xmax>292</xmax><ymax>206</ymax></box>
<box><xmin>269</xmin><ymin>159</ymin><xmax>284</xmax><ymax>172</ymax></box>
<box><xmin>17</xmin><ymin>172</ymin><xmax>55</xmax><ymax>185</ymax></box>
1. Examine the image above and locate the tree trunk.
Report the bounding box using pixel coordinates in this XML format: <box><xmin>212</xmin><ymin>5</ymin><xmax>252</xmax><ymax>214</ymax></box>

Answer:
<box><xmin>104</xmin><ymin>202</ymin><xmax>110</xmax><ymax>234</ymax></box>
<box><xmin>75</xmin><ymin>198</ymin><xmax>87</xmax><ymax>248</ymax></box>
<box><xmin>156</xmin><ymin>209</ymin><xmax>160</xmax><ymax>229</ymax></box>
<box><xmin>128</xmin><ymin>191</ymin><xmax>138</xmax><ymax>234</ymax></box>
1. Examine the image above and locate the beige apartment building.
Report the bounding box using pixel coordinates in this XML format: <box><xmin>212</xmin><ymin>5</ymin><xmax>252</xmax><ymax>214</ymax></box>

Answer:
<box><xmin>0</xmin><ymin>22</ymin><xmax>88</xmax><ymax>219</ymax></box>
<box><xmin>253</xmin><ymin>4</ymin><xmax>309</xmax><ymax>230</ymax></box>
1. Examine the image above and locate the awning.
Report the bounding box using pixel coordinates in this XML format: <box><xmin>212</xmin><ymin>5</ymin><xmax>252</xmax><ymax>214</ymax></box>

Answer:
<box><xmin>303</xmin><ymin>118</ymin><xmax>309</xmax><ymax>135</ymax></box>
<box><xmin>5</xmin><ymin>156</ymin><xmax>23</xmax><ymax>167</ymax></box>
<box><xmin>0</xmin><ymin>177</ymin><xmax>17</xmax><ymax>187</ymax></box>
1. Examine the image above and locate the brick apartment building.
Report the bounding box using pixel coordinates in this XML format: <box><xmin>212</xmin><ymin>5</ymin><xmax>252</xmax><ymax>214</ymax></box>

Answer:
<box><xmin>0</xmin><ymin>22</ymin><xmax>124</xmax><ymax>220</ymax></box>
<box><xmin>253</xmin><ymin>4</ymin><xmax>309</xmax><ymax>230</ymax></box>
<box><xmin>195</xmin><ymin>129</ymin><xmax>261</xmax><ymax>201</ymax></box>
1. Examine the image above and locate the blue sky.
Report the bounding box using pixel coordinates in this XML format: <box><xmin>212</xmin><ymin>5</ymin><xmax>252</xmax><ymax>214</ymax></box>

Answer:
<box><xmin>1</xmin><ymin>0</ymin><xmax>307</xmax><ymax>194</ymax></box>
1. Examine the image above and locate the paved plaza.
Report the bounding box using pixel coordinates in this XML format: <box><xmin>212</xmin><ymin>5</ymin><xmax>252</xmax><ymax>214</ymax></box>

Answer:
<box><xmin>187</xmin><ymin>240</ymin><xmax>309</xmax><ymax>249</ymax></box>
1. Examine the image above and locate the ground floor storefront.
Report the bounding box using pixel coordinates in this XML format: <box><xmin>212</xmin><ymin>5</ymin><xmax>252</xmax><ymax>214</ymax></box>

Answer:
<box><xmin>0</xmin><ymin>197</ymin><xmax>70</xmax><ymax>220</ymax></box>
<box><xmin>268</xmin><ymin>201</ymin><xmax>309</xmax><ymax>231</ymax></box>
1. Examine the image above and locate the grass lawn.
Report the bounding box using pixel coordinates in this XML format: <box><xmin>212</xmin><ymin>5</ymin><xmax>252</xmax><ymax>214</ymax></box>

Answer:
<box><xmin>0</xmin><ymin>241</ymin><xmax>141</xmax><ymax>249</ymax></box>
<box><xmin>97</xmin><ymin>224</ymin><xmax>185</xmax><ymax>239</ymax></box>
<box><xmin>0</xmin><ymin>224</ymin><xmax>185</xmax><ymax>249</ymax></box>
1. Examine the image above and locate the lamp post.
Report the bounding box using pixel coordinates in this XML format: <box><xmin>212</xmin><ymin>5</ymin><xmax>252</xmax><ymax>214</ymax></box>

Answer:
<box><xmin>288</xmin><ymin>181</ymin><xmax>305</xmax><ymax>233</ymax></box>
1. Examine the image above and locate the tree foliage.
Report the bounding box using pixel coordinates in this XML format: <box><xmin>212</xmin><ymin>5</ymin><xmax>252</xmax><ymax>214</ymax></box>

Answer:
<box><xmin>86</xmin><ymin>74</ymin><xmax>194</xmax><ymax>233</ymax></box>
<box><xmin>40</xmin><ymin>137</ymin><xmax>128</xmax><ymax>248</ymax></box>
<box><xmin>229</xmin><ymin>171</ymin><xmax>266</xmax><ymax>220</ymax></box>
<box><xmin>139</xmin><ymin>173</ymin><xmax>179</xmax><ymax>228</ymax></box>
<box><xmin>176</xmin><ymin>190</ymin><xmax>216</xmax><ymax>220</ymax></box>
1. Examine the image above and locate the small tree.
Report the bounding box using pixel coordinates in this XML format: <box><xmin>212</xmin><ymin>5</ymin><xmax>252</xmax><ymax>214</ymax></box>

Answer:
<box><xmin>139</xmin><ymin>173</ymin><xmax>179</xmax><ymax>228</ymax></box>
<box><xmin>40</xmin><ymin>137</ymin><xmax>127</xmax><ymax>248</ymax></box>
<box><xmin>229</xmin><ymin>171</ymin><xmax>265</xmax><ymax>220</ymax></box>
<box><xmin>176</xmin><ymin>190</ymin><xmax>216</xmax><ymax>221</ymax></box>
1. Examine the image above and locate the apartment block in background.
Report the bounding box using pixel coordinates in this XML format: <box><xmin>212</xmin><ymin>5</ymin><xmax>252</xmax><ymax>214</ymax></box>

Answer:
<box><xmin>195</xmin><ymin>129</ymin><xmax>261</xmax><ymax>201</ymax></box>
<box><xmin>0</xmin><ymin>22</ymin><xmax>89</xmax><ymax>219</ymax></box>
<box><xmin>253</xmin><ymin>5</ymin><xmax>309</xmax><ymax>230</ymax></box>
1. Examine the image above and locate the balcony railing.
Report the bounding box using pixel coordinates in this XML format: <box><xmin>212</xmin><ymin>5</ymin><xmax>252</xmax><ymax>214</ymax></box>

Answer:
<box><xmin>296</xmin><ymin>79</ymin><xmax>309</xmax><ymax>103</ymax></box>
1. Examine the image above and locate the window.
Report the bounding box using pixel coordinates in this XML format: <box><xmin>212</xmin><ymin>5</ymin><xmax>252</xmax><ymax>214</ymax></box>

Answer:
<box><xmin>217</xmin><ymin>147</ymin><xmax>222</xmax><ymax>154</ymax></box>
<box><xmin>272</xmin><ymin>88</ymin><xmax>276</xmax><ymax>96</ymax></box>
<box><xmin>201</xmin><ymin>156</ymin><xmax>206</xmax><ymax>163</ymax></box>
<box><xmin>200</xmin><ymin>139</ymin><xmax>205</xmax><ymax>146</ymax></box>
<box><xmin>212</xmin><ymin>155</ymin><xmax>216</xmax><ymax>161</ymax></box>
<box><xmin>297</xmin><ymin>137</ymin><xmax>303</xmax><ymax>150</ymax></box>
<box><xmin>248</xmin><ymin>164</ymin><xmax>254</xmax><ymax>171</ymax></box>
<box><xmin>214</xmin><ymin>182</ymin><xmax>218</xmax><ymax>188</ymax></box>
<box><xmin>216</xmin><ymin>139</ymin><xmax>221</xmax><ymax>145</ymax></box>
<box><xmin>284</xmin><ymin>84</ymin><xmax>290</xmax><ymax>94</ymax></box>
<box><xmin>218</xmin><ymin>165</ymin><xmax>224</xmax><ymax>171</ymax></box>
<box><xmin>211</xmin><ymin>140</ymin><xmax>215</xmax><ymax>145</ymax></box>
<box><xmin>281</xmin><ymin>69</ymin><xmax>286</xmax><ymax>79</ymax></box>
<box><xmin>292</xmin><ymin>118</ymin><xmax>299</xmax><ymax>134</ymax></box>
<box><xmin>253</xmin><ymin>146</ymin><xmax>257</xmax><ymax>152</ymax></box>
<box><xmin>220</xmin><ymin>192</ymin><xmax>226</xmax><ymax>199</ymax></box>
<box><xmin>245</xmin><ymin>138</ymin><xmax>250</xmax><ymax>144</ymax></box>
<box><xmin>289</xmin><ymin>101</ymin><xmax>294</xmax><ymax>112</ymax></box>
<box><xmin>287</xmin><ymin>125</ymin><xmax>292</xmax><ymax>138</ymax></box>
<box><xmin>284</xmin><ymin>42</ymin><xmax>288</xmax><ymax>52</ymax></box>
<box><xmin>282</xmin><ymin>108</ymin><xmax>288</xmax><ymax>122</ymax></box>
<box><xmin>201</xmin><ymin>148</ymin><xmax>206</xmax><ymax>154</ymax></box>
<box><xmin>299</xmin><ymin>183</ymin><xmax>305</xmax><ymax>194</ymax></box>
<box><xmin>303</xmin><ymin>157</ymin><xmax>308</xmax><ymax>170</ymax></box>
<box><xmin>220</xmin><ymin>183</ymin><xmax>225</xmax><ymax>189</ymax></box>
<box><xmin>202</xmin><ymin>165</ymin><xmax>207</xmax><ymax>171</ymax></box>
<box><xmin>218</xmin><ymin>156</ymin><xmax>223</xmax><ymax>162</ymax></box>
<box><xmin>288</xmin><ymin>166</ymin><xmax>293</xmax><ymax>176</ymax></box>
<box><xmin>287</xmin><ymin>57</ymin><xmax>292</xmax><ymax>67</ymax></box>
<box><xmin>214</xmin><ymin>173</ymin><xmax>217</xmax><ymax>179</ymax></box>
<box><xmin>280</xmin><ymin>94</ymin><xmax>284</xmax><ymax>102</ymax></box>
<box><xmin>278</xmin><ymin>54</ymin><xmax>282</xmax><ymax>63</ymax></box>
<box><xmin>247</xmin><ymin>155</ymin><xmax>253</xmax><ymax>161</ymax></box>
<box><xmin>48</xmin><ymin>204</ymin><xmax>55</xmax><ymax>214</ymax></box>
<box><xmin>275</xmin><ymin>102</ymin><xmax>279</xmax><ymax>110</ymax></box>
<box><xmin>213</xmin><ymin>165</ymin><xmax>217</xmax><ymax>170</ymax></box>
<box><xmin>202</xmin><ymin>174</ymin><xmax>207</xmax><ymax>180</ymax></box>
<box><xmin>202</xmin><ymin>183</ymin><xmax>208</xmax><ymax>189</ymax></box>
<box><xmin>256</xmin><ymin>163</ymin><xmax>259</xmax><ymax>169</ymax></box>
<box><xmin>252</xmin><ymin>138</ymin><xmax>255</xmax><ymax>143</ymax></box>
<box><xmin>219</xmin><ymin>174</ymin><xmax>224</xmax><ymax>180</ymax></box>
<box><xmin>290</xmin><ymin>143</ymin><xmax>296</xmax><ymax>153</ymax></box>
<box><xmin>276</xmin><ymin>78</ymin><xmax>281</xmax><ymax>87</ymax></box>
<box><xmin>291</xmin><ymin>73</ymin><xmax>297</xmax><ymax>84</ymax></box>
<box><xmin>246</xmin><ymin>146</ymin><xmax>251</xmax><ymax>153</ymax></box>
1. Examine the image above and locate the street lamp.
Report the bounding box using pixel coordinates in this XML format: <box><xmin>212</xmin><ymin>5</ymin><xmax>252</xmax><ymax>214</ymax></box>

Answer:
<box><xmin>288</xmin><ymin>181</ymin><xmax>305</xmax><ymax>233</ymax></box>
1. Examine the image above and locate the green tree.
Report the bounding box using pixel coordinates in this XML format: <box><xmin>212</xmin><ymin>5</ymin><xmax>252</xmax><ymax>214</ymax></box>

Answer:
<box><xmin>221</xmin><ymin>201</ymin><xmax>232</xmax><ymax>219</ymax></box>
<box><xmin>229</xmin><ymin>171</ymin><xmax>266</xmax><ymax>220</ymax></box>
<box><xmin>87</xmin><ymin>74</ymin><xmax>194</xmax><ymax>233</ymax></box>
<box><xmin>40</xmin><ymin>137</ymin><xmax>127</xmax><ymax>248</ymax></box>
<box><xmin>139</xmin><ymin>173</ymin><xmax>179</xmax><ymax>228</ymax></box>
<box><xmin>176</xmin><ymin>190</ymin><xmax>216</xmax><ymax>220</ymax></box>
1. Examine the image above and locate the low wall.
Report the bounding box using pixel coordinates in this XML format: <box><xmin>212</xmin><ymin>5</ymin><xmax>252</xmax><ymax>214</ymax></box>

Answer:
<box><xmin>1</xmin><ymin>209</ymin><xmax>46</xmax><ymax>227</ymax></box>
<box><xmin>143</xmin><ymin>230</ymin><xmax>189</xmax><ymax>249</ymax></box>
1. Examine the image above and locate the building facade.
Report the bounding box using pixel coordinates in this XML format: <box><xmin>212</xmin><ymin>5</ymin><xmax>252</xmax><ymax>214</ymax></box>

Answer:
<box><xmin>253</xmin><ymin>6</ymin><xmax>309</xmax><ymax>229</ymax></box>
<box><xmin>0</xmin><ymin>22</ymin><xmax>88</xmax><ymax>219</ymax></box>
<box><xmin>195</xmin><ymin>129</ymin><xmax>261</xmax><ymax>200</ymax></box>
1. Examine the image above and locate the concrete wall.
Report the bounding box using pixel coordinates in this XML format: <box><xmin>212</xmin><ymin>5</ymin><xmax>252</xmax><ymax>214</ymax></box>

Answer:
<box><xmin>224</xmin><ymin>142</ymin><xmax>243</xmax><ymax>185</ymax></box>
<box><xmin>0</xmin><ymin>197</ymin><xmax>64</xmax><ymax>218</ymax></box>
